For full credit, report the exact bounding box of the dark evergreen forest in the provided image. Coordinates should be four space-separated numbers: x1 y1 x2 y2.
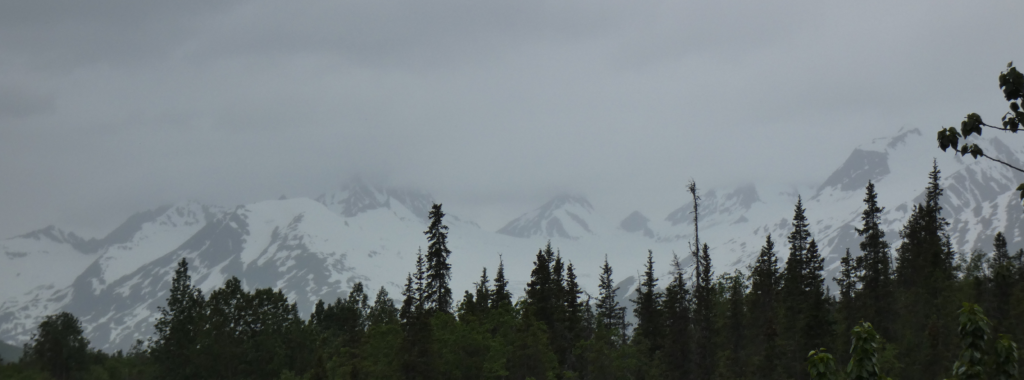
3 167 1022 380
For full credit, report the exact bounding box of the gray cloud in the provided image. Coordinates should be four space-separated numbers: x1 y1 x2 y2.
0 0 1021 237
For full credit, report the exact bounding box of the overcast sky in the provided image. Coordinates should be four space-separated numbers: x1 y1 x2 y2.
1 0 1021 238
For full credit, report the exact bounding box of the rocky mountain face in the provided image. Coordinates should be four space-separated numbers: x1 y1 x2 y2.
3 127 1023 351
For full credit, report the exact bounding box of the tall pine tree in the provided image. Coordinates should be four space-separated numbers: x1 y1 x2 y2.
854 180 894 336
749 234 782 380
632 250 663 355
780 197 831 380
492 255 513 310
661 253 692 380
423 203 453 314
595 255 627 337
989 232 1013 329
893 161 957 380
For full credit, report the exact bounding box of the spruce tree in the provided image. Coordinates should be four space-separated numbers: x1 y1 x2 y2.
661 253 693 380
414 248 426 312
632 250 663 355
781 197 811 314
400 249 435 379
801 239 832 355
893 161 957 380
719 269 748 378
423 203 453 314
548 249 571 370
834 248 858 357
474 267 491 313
492 255 513 309
989 232 1014 333
400 250 426 326
780 197 831 380
835 249 856 314
563 261 586 373
564 262 585 333
749 234 782 380
399 273 416 326
854 181 894 335
525 244 555 326
368 286 400 327
596 255 626 337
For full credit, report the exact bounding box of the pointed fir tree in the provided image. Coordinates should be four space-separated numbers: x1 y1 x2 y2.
632 250 663 355
662 253 693 380
550 249 568 325
474 267 492 313
781 197 811 307
595 255 626 337
718 269 748 378
563 261 586 373
893 161 957 380
564 262 585 333
835 248 858 347
492 255 513 310
896 160 955 292
423 203 453 314
399 273 416 326
854 180 894 335
801 239 832 354
525 244 555 326
989 232 1014 332
780 197 832 380
749 234 782 380
400 249 435 379
414 248 426 312
400 249 427 326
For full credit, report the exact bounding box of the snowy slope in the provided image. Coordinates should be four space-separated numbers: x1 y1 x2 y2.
635 128 1024 284
0 227 97 306
3 127 1024 351
497 195 606 240
0 202 222 346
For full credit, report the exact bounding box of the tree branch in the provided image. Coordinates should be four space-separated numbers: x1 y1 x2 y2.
980 123 1021 133
980 153 1024 174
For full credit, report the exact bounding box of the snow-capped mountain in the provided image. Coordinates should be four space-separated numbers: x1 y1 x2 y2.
0 201 222 346
497 195 602 240
3 127 1023 352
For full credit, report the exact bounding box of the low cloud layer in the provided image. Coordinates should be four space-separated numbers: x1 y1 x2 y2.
1 1 1021 237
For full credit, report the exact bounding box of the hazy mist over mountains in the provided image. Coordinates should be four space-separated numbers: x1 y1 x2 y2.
3 0 1024 360
4 126 1024 351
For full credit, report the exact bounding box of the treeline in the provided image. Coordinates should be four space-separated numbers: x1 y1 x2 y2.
2 166 1023 380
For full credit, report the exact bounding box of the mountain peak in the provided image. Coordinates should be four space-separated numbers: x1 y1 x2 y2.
859 127 922 153
14 225 82 245
317 177 435 221
816 148 890 195
664 185 760 228
497 194 597 239
620 211 655 238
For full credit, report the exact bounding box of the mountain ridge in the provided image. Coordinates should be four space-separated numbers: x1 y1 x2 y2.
3 127 1024 351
